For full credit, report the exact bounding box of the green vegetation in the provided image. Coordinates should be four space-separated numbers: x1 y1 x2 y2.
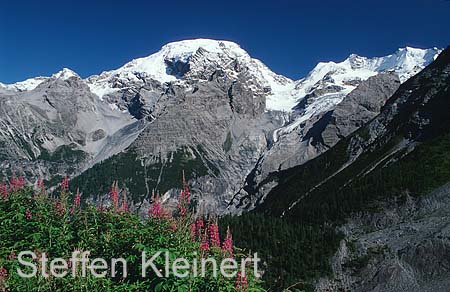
38 144 88 164
0 187 264 292
70 146 214 202
69 151 147 201
220 213 342 292
273 132 450 224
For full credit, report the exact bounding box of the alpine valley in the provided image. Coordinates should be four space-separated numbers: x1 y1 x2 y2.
1 39 449 291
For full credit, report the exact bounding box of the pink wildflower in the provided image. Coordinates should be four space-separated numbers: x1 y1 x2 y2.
209 222 221 247
150 201 163 218
196 217 204 234
37 178 45 195
8 250 16 260
54 200 66 216
121 191 129 213
170 221 177 231
235 271 248 291
25 209 32 220
190 222 197 238
149 191 165 219
222 226 233 257
110 182 119 212
177 171 191 216
18 176 24 188
11 175 24 191
61 176 69 192
0 266 7 282
70 189 82 215
200 231 210 252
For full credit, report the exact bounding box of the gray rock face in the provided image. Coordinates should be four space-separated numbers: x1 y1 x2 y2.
129 69 281 213
317 72 401 147
0 73 134 181
316 183 450 292
244 73 401 209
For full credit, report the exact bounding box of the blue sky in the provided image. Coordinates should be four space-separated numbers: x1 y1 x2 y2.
1 0 449 83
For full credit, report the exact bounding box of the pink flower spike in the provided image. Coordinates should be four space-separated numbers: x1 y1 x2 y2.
110 182 119 212
61 176 69 192
177 171 191 217
70 189 82 215
121 191 129 213
54 201 66 216
149 190 166 219
200 231 210 252
196 217 204 233
190 222 197 238
235 271 248 291
37 178 45 195
209 222 221 247
11 174 24 191
222 226 233 257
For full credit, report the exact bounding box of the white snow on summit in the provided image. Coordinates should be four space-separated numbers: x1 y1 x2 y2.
271 46 442 139
0 67 80 92
86 39 250 98
116 39 248 83
51 67 80 80
281 47 442 112
86 38 293 102
0 76 48 92
0 41 442 117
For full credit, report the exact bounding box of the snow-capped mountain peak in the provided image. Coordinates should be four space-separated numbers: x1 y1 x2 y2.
108 39 249 83
51 67 80 80
0 76 48 92
86 38 294 105
0 68 80 92
0 40 442 116
273 46 442 138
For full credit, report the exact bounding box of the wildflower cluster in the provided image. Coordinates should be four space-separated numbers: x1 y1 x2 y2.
148 190 167 219
0 173 264 292
191 218 234 260
1 174 26 200
106 181 130 214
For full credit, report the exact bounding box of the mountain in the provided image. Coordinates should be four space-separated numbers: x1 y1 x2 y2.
228 46 450 291
0 39 441 216
0 69 135 182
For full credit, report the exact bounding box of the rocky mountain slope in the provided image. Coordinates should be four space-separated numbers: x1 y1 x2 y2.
0 69 134 182
0 39 441 215
248 46 450 291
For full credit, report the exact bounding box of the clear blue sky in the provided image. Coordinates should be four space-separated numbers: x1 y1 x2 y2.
1 0 449 83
